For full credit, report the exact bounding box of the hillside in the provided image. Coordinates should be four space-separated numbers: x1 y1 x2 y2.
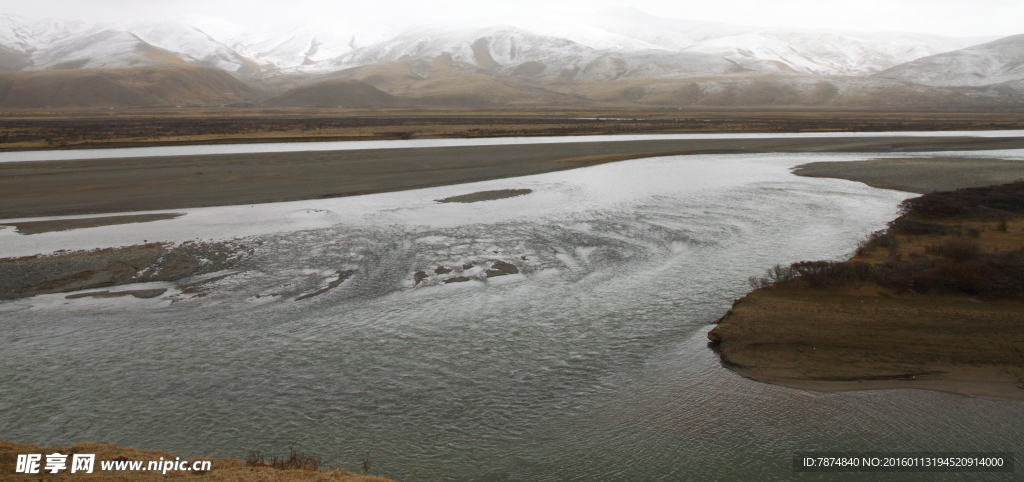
0 10 997 78
323 55 970 109
266 79 398 108
0 66 255 108
875 34 1024 93
1 8 1021 110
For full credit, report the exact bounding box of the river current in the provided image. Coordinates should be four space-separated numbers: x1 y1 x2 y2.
2 145 1022 481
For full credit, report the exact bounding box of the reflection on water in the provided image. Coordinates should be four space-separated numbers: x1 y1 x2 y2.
1 152 1022 481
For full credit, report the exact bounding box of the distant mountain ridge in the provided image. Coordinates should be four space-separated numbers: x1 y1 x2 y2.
0 9 999 79
1 9 1022 110
874 34 1024 93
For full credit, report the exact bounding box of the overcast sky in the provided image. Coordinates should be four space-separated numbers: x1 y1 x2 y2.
7 0 1023 37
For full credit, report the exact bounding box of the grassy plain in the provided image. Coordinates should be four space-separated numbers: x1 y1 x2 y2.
3 109 1024 150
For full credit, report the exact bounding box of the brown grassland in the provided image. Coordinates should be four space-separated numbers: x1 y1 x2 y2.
3 109 1024 151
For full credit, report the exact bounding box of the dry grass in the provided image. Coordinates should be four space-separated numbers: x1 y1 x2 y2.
0 441 394 482
2 107 1022 150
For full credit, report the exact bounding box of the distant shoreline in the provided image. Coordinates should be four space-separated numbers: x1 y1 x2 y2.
3 109 1024 152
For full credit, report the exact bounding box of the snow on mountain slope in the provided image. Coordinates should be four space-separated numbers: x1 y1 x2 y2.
508 7 988 76
585 7 754 49
229 21 400 70
310 24 741 81
683 29 989 75
874 34 1024 87
0 15 263 72
0 8 1007 80
29 26 190 70
125 18 264 72
178 15 245 43
508 13 667 52
0 14 89 54
313 25 597 74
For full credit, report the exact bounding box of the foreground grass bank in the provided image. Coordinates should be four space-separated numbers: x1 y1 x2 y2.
709 172 1024 398
0 441 393 481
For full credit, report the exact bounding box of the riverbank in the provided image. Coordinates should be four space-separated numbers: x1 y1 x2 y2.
709 164 1024 398
0 440 393 481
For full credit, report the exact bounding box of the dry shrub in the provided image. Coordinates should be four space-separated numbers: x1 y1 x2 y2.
898 181 1024 220
246 445 322 471
889 218 953 235
856 230 900 254
927 237 981 262
749 252 1024 298
748 182 1024 299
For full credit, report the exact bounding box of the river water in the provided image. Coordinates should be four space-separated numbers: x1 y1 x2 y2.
2 145 1023 481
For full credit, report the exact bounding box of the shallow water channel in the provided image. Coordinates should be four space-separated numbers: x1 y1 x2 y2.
2 146 1023 481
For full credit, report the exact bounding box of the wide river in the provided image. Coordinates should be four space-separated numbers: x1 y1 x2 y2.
2 137 1023 481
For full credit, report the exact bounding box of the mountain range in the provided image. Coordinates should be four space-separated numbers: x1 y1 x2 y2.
1 7 1022 109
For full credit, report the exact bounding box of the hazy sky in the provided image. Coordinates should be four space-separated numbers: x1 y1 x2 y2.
7 0 1023 37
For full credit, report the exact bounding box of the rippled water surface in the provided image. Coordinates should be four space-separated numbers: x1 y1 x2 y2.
2 150 1023 481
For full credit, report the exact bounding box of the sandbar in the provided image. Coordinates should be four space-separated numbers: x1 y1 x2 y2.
4 135 1024 218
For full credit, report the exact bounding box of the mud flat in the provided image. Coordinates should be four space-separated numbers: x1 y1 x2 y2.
0 241 252 300
5 135 1024 218
436 189 532 203
710 165 1024 398
793 157 1024 193
0 213 183 235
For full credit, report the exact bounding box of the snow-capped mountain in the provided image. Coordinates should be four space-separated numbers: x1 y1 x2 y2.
0 8 1007 80
285 9 992 77
584 7 752 50
874 34 1024 88
575 8 986 75
0 14 89 54
228 20 403 70
124 17 263 72
681 30 986 75
309 24 744 81
28 26 179 70
0 14 264 72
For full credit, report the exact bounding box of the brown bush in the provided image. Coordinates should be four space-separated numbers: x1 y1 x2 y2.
246 445 322 471
927 237 981 262
749 251 1024 298
898 181 1024 220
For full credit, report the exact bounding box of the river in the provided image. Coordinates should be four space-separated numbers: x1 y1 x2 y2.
1 140 1022 481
